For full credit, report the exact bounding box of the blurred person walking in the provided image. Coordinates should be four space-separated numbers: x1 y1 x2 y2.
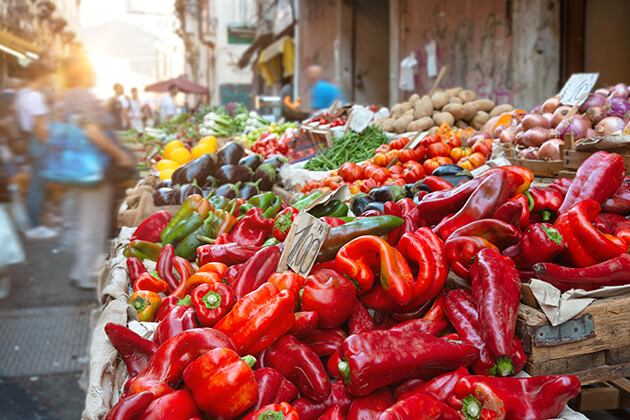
305 64 345 110
128 87 144 131
159 83 179 122
60 55 136 290
107 83 130 130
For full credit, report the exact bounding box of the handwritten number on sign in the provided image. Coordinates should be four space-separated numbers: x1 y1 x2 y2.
287 223 323 273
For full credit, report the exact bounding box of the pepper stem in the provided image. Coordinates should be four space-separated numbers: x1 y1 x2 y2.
539 209 554 222
541 224 563 246
241 355 257 368
462 395 482 420
203 291 222 309
258 410 284 420
177 295 192 306
131 296 147 312
490 357 514 377
338 359 351 384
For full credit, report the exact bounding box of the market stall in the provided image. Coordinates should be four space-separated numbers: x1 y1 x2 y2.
83 79 630 419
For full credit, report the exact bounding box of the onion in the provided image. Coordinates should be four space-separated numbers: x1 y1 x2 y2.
466 132 491 148
541 97 561 113
625 120 630 135
493 124 507 139
542 113 554 127
594 88 610 97
596 116 626 136
481 116 501 135
523 128 550 147
609 83 629 99
538 139 564 161
531 105 543 114
586 128 596 138
605 97 630 119
552 106 572 127
514 131 524 145
579 94 606 113
585 106 606 125
517 147 539 160
556 117 589 140
522 113 548 130
499 127 518 144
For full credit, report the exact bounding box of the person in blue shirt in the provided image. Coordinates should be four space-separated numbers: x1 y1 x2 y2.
305 65 345 110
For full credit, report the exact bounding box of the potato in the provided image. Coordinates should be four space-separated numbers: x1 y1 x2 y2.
449 97 463 104
431 92 449 110
462 102 478 121
402 108 414 117
458 90 477 103
470 111 490 130
454 120 469 129
471 99 495 113
442 103 464 120
373 115 388 126
489 104 514 118
413 96 433 119
428 126 439 136
409 93 420 103
407 117 435 132
393 102 413 119
432 110 439 117
394 115 414 134
445 87 463 97
382 118 396 132
433 112 455 127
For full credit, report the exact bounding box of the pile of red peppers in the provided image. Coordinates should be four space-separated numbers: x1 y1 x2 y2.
104 151 630 419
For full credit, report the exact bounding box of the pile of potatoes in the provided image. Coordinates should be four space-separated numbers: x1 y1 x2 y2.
375 88 514 134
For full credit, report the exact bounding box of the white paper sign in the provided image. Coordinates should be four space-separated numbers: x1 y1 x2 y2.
277 211 330 277
425 40 438 78
558 73 599 106
349 106 374 133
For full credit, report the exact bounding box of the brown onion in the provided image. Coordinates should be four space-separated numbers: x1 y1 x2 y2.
481 116 501 135
499 127 518 144
541 97 561 113
579 94 607 113
586 128 596 138
609 83 629 99
522 113 549 130
538 139 564 161
523 127 550 147
557 117 590 140
585 106 606 125
517 147 539 160
466 132 491 148
552 106 572 127
594 88 610 97
542 113 554 127
514 131 524 145
493 124 506 139
595 116 625 136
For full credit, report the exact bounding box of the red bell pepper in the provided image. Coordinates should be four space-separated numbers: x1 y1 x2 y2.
481 166 533 196
191 282 236 327
503 223 567 270
448 219 520 250
268 271 305 308
105 391 154 420
559 151 625 213
292 381 354 420
554 199 628 267
336 235 414 305
444 236 498 281
383 201 403 245
318 406 344 420
396 198 424 242
348 300 375 335
231 245 281 300
320 216 346 227
378 391 464 420
455 375 581 420
126 328 235 397
533 253 630 291
135 389 202 420
471 248 522 372
214 283 294 356
347 388 394 420
289 311 320 337
417 175 490 225
273 206 300 242
243 402 300 420
337 330 479 396
243 368 299 416
196 243 262 266
104 323 158 378
152 305 199 346
303 327 348 357
156 244 179 292
602 183 630 215
170 264 226 299
434 171 510 240
131 211 172 243
389 318 449 337
229 207 274 246
263 334 332 402
154 295 191 322
529 186 563 222
394 379 427 401
126 257 147 286
302 268 357 328
182 347 258 419
548 177 572 196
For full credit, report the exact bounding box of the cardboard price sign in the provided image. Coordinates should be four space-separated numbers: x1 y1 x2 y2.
559 73 599 106
277 211 330 277
348 106 374 133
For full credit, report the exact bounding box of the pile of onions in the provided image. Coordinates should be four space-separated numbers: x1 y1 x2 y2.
596 117 625 136
556 117 590 140
605 97 630 120
538 139 564 161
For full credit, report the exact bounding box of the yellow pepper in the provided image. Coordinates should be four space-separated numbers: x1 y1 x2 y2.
130 290 162 322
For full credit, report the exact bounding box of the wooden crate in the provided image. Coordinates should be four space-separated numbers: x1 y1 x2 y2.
563 149 630 173
572 378 630 411
506 156 564 178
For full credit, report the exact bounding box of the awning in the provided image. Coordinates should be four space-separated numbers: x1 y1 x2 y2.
144 76 209 95
0 29 41 60
258 36 294 86
237 33 274 69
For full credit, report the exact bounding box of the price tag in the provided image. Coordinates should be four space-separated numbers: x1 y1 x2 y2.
558 73 599 106
277 211 331 277
349 106 374 133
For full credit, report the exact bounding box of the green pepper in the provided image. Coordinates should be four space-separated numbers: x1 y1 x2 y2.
263 196 282 219
126 240 163 261
309 199 348 218
162 212 204 247
248 192 275 209
161 194 203 242
174 214 216 260
208 196 231 212
316 215 404 262
293 191 323 211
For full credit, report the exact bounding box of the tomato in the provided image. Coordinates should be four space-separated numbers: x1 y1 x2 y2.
434 156 453 166
339 162 364 182
370 167 390 183
423 158 441 176
390 137 410 150
398 145 426 163
324 176 344 190
471 139 493 157
458 152 487 171
443 136 461 149
421 134 441 147
450 146 472 163
427 142 451 158
388 163 404 175
363 163 380 179
374 150 398 167
385 177 406 186
348 182 361 195
301 179 321 193
402 161 426 183
360 178 379 193
374 144 391 155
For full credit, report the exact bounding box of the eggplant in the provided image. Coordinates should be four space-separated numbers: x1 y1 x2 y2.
171 153 217 185
179 182 203 203
202 175 218 189
254 163 277 191
202 188 214 198
264 155 289 170
363 201 385 213
156 179 172 189
368 185 406 203
431 164 467 177
411 181 432 196
238 154 264 171
239 179 262 200
350 193 374 216
213 182 241 200
216 141 245 166
153 187 177 206
215 164 253 185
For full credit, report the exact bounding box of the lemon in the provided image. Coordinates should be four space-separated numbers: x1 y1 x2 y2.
191 143 213 159
199 136 218 153
170 147 192 165
156 159 178 171
159 168 175 180
163 140 185 159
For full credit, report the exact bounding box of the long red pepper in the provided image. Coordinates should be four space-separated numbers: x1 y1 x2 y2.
104 323 158 377
347 388 394 420
533 254 630 291
126 257 147 286
292 381 354 420
105 391 153 420
377 391 463 420
156 244 179 292
231 246 281 300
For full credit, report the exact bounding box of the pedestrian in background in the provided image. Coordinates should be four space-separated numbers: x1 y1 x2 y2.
128 87 144 131
305 64 345 110
159 83 179 122
108 83 130 130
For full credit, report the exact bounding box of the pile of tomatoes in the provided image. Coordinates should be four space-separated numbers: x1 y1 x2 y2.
301 123 493 194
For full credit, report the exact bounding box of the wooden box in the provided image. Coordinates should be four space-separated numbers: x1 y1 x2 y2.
563 149 630 173
506 156 564 178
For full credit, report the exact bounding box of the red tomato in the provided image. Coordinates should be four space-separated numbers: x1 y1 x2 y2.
370 167 390 183
324 176 344 190
421 134 441 147
385 177 406 186
363 163 380 179
360 178 379 193
389 163 404 175
374 144 391 155
398 145 426 163
301 179 321 193
458 152 487 171
472 139 493 157
450 146 472 163
443 136 462 149
402 161 425 183
374 150 398 167
339 162 364 182
427 142 451 158
390 137 410 150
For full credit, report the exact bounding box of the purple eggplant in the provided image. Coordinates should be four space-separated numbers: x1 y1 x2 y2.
216 142 245 166
215 164 253 185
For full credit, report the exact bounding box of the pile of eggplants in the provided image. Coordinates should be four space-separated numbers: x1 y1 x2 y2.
153 141 289 205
